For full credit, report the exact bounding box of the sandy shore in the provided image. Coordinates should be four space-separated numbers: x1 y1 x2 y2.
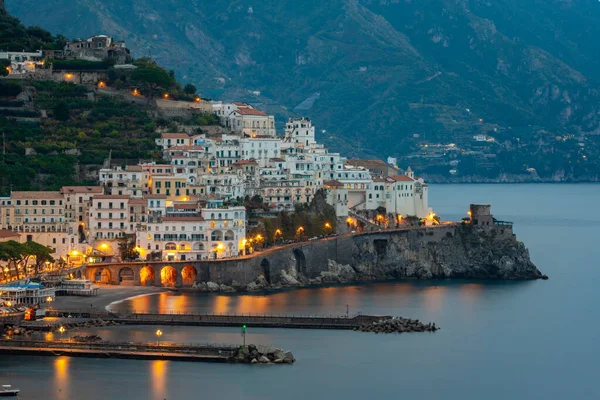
52 285 169 311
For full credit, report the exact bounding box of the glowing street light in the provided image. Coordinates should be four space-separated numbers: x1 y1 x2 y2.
58 326 66 334
195 97 201 103
132 88 140 96
156 329 163 345
97 81 106 88
46 296 53 303
163 93 169 99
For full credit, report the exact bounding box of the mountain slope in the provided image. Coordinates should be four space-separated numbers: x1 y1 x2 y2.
8 0 600 179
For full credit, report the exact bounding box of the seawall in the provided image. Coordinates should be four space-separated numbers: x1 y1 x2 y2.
84 222 543 291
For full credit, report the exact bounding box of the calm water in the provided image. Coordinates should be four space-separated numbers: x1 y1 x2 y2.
2 184 600 399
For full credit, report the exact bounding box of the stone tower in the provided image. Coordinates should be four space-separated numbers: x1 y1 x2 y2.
470 204 494 227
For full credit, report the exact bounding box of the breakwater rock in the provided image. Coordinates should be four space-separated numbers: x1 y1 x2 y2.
232 344 295 364
357 317 439 334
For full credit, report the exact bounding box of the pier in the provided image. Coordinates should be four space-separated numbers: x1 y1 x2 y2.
39 309 389 330
0 338 237 362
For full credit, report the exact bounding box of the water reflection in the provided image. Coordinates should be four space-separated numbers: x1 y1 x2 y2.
150 360 168 399
53 356 69 400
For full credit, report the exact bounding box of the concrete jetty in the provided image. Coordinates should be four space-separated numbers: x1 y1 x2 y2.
0 339 233 363
25 309 439 333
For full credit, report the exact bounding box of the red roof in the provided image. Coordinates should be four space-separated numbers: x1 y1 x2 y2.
233 102 249 107
174 204 197 210
270 158 285 162
233 160 258 166
388 175 415 182
235 108 268 116
0 230 20 239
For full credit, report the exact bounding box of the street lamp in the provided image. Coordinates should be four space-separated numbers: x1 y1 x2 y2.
156 329 163 345
274 228 282 244
296 226 304 240
58 326 66 334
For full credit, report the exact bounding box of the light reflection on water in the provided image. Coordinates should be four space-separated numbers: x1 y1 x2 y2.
2 184 600 400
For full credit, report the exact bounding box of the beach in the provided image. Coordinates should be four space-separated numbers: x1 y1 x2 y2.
52 285 168 311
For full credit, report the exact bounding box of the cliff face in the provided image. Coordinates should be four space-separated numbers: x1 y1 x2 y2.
232 224 544 292
346 225 542 281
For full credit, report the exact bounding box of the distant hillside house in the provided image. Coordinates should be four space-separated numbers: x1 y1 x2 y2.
0 50 44 75
213 102 276 137
65 35 131 64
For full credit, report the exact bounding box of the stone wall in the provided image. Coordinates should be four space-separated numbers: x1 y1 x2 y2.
84 223 543 290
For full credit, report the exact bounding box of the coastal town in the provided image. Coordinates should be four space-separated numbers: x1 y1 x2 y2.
0 8 549 390
1 35 434 288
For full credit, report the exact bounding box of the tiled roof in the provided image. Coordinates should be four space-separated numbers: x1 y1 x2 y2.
11 191 63 199
0 230 20 239
92 195 130 199
388 175 415 182
61 186 103 194
235 108 268 116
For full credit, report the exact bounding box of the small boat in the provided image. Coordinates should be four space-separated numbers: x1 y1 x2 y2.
0 385 19 397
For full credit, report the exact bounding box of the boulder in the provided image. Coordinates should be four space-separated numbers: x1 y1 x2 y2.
251 358 258 364
259 356 270 363
283 351 295 363
205 281 220 292
273 349 286 361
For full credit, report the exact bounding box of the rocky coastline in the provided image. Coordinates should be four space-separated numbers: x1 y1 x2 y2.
183 223 545 293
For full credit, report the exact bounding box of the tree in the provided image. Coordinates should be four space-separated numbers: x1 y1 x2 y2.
23 241 54 274
118 235 139 261
130 65 175 98
53 101 70 121
0 241 27 279
184 83 197 95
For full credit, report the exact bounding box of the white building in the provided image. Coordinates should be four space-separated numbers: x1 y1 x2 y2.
285 117 316 148
139 201 246 260
155 133 192 150
99 165 147 197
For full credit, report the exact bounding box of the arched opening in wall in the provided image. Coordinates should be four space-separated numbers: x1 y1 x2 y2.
93 268 111 284
293 249 307 276
140 266 156 286
193 242 205 251
181 265 197 287
211 230 223 241
261 258 271 284
74 270 82 279
160 266 177 287
118 267 135 285
224 230 235 241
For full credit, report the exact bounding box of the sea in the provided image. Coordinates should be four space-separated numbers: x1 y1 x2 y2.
1 184 599 400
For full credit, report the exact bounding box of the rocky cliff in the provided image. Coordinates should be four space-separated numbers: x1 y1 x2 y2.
189 223 544 293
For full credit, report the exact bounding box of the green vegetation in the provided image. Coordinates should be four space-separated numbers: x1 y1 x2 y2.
0 240 54 280
0 7 66 51
0 80 168 194
245 190 337 247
